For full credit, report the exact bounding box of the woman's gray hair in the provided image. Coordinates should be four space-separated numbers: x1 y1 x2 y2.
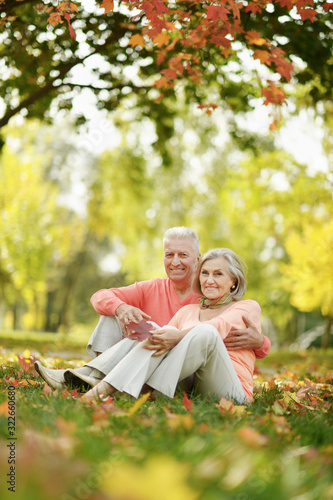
163 226 200 254
193 248 247 300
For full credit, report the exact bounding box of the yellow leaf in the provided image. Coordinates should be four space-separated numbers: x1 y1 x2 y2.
21 379 38 386
281 391 301 406
166 413 195 430
128 34 145 49
231 405 247 416
100 456 199 500
128 392 150 416
272 401 285 415
153 32 169 47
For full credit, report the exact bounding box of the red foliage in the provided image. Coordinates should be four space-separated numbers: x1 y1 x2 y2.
45 0 327 113
182 391 193 412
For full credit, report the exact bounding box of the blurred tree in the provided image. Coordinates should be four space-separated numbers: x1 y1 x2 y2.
0 121 94 331
191 146 332 342
281 221 333 348
0 136 80 329
0 0 332 147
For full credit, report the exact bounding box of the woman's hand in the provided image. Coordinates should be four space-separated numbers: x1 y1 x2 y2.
144 329 184 357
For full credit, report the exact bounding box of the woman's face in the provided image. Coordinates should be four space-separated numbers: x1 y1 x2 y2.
199 257 235 300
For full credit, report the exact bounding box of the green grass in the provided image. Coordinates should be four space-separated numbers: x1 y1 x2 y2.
0 333 332 500
0 327 92 356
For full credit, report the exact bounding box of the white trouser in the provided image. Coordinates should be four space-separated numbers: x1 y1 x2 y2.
87 315 125 357
86 324 247 404
87 315 161 358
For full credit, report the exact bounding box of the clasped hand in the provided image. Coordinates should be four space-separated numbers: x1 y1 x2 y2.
144 329 182 357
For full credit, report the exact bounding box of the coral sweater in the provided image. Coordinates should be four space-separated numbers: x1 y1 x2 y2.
91 278 270 358
168 300 262 402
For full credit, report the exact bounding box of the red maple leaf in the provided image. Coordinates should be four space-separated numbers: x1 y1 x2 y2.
277 0 295 8
206 5 229 21
161 68 178 79
17 354 37 373
245 3 262 14
262 83 286 105
182 391 193 412
152 0 169 15
127 320 155 341
298 8 317 22
323 2 333 12
63 12 76 40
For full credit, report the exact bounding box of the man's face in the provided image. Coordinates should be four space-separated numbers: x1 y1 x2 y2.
164 238 200 286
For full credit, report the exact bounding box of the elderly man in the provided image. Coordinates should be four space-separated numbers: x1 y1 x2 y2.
35 226 270 390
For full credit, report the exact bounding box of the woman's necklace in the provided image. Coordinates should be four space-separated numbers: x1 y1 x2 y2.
199 292 234 309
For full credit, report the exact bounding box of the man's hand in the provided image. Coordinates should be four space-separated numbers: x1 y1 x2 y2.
116 304 151 335
144 329 183 357
224 315 264 350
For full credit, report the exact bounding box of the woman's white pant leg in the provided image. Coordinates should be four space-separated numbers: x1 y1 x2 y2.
146 325 247 403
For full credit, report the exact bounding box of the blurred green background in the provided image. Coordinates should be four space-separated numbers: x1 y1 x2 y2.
0 0 332 350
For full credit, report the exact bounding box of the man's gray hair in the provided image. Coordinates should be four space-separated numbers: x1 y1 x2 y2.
163 226 200 254
193 247 247 300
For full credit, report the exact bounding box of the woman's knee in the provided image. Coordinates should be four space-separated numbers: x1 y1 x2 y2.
188 324 221 347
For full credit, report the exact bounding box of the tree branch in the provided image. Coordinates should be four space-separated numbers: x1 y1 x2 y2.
0 24 133 130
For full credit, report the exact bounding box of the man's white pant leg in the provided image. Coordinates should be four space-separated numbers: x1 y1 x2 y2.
87 315 124 357
85 337 137 376
102 340 168 399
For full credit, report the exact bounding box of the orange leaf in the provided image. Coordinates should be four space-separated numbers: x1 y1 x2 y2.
262 84 286 105
47 12 63 27
153 76 170 89
237 426 269 447
219 396 234 411
128 34 145 48
101 0 114 13
246 31 267 46
182 392 193 412
0 401 9 417
157 53 165 65
153 31 169 47
245 2 262 14
253 49 271 65
161 68 178 79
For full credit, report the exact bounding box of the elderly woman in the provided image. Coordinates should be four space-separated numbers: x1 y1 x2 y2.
68 248 261 404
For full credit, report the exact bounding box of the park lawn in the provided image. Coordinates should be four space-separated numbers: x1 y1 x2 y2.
0 334 332 500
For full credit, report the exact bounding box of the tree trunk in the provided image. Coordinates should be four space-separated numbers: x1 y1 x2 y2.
56 249 87 332
321 316 332 349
